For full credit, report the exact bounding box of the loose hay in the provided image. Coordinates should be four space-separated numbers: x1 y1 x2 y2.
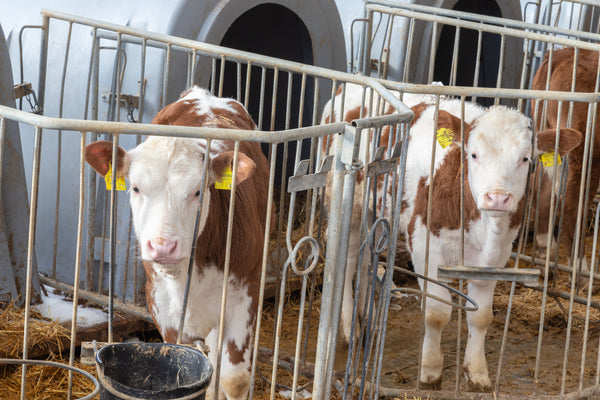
0 303 97 399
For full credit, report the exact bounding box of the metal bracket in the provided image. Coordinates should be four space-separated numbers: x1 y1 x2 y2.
437 265 540 287
101 91 140 109
287 155 334 193
14 82 33 99
366 141 402 178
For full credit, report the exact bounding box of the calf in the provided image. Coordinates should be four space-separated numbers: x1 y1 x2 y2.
531 47 599 274
320 82 443 343
85 87 271 400
402 100 581 391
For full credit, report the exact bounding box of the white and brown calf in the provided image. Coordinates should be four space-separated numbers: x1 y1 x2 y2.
402 100 581 391
85 87 271 400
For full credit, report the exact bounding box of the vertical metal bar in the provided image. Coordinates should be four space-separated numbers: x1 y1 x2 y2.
417 97 440 389
66 132 87 400
162 44 171 109
177 140 212 344
20 127 42 400
324 126 362 400
494 34 506 105
455 97 466 392
190 49 197 90
535 100 564 382
213 141 242 400
86 34 100 291
449 26 461 86
360 9 374 76
107 137 119 343
218 55 225 98
236 62 242 102
471 30 483 104
21 14 49 397
402 17 416 82
248 143 277 400
52 21 73 280
258 67 266 130
580 183 600 390
244 62 252 109
210 57 217 95
313 129 346 400
428 22 438 85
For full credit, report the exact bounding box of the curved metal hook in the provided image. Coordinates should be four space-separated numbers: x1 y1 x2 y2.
287 235 320 276
391 266 479 312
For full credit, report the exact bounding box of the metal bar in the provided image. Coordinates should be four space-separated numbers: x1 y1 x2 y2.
248 143 277 400
213 141 242 400
437 266 540 285
67 131 87 400
176 140 211 344
366 0 600 43
20 127 42 400
0 104 350 143
52 21 73 281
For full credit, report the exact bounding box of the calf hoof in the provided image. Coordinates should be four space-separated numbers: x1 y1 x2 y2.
419 376 442 391
463 369 491 393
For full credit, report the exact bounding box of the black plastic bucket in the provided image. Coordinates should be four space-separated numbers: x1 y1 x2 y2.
95 342 212 400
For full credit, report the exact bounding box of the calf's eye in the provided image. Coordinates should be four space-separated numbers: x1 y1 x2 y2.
471 153 477 160
132 187 140 193
522 157 530 163
195 190 201 197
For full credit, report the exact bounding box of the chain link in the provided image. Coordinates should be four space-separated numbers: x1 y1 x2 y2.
127 100 137 123
24 87 42 114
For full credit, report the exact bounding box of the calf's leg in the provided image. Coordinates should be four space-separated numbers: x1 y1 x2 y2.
463 279 496 392
420 284 452 390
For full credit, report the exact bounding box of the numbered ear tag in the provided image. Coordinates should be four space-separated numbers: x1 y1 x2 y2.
105 161 127 191
436 128 454 149
539 151 562 167
215 166 233 190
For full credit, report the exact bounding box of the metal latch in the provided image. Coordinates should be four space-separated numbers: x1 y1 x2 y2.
14 82 41 114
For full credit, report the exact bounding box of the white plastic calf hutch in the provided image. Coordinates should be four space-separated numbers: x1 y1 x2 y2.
2 1 600 400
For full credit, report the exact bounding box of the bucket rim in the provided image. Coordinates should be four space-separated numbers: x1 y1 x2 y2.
95 342 212 399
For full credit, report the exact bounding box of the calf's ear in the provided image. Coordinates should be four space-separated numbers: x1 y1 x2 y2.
211 151 256 185
85 140 129 177
436 110 470 145
536 128 582 156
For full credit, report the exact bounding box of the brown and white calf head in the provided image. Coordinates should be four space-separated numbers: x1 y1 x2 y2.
85 137 256 274
437 106 582 215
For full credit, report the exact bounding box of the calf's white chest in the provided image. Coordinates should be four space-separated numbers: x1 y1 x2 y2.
150 263 253 343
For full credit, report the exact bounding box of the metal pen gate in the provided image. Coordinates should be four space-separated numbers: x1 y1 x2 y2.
354 0 600 398
6 3 600 400
0 9 414 400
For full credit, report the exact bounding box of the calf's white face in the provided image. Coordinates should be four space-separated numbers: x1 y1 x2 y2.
127 138 208 270
85 136 256 275
466 106 533 213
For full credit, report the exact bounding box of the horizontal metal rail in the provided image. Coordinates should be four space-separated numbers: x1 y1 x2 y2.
365 3 600 52
366 0 600 44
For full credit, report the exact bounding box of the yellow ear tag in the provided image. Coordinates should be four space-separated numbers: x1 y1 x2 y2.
104 161 127 191
215 166 233 190
436 128 454 149
539 151 562 167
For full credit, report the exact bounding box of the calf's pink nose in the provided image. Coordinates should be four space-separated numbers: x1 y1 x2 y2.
147 238 180 263
483 191 512 211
